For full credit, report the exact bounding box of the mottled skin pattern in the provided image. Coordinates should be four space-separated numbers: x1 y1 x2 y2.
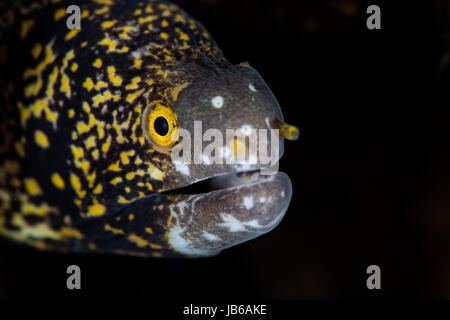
0 0 296 257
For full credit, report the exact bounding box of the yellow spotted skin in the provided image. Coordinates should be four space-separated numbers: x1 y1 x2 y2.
0 0 227 257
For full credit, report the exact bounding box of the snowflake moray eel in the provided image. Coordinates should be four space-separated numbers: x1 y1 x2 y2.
0 0 299 257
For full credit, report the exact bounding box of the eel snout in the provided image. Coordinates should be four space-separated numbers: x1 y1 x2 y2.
165 171 292 257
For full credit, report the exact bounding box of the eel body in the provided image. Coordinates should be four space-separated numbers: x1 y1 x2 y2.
0 0 298 257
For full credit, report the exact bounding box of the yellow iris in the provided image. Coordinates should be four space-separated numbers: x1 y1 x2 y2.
143 101 179 151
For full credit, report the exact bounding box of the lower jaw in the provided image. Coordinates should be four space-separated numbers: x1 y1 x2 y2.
164 170 293 257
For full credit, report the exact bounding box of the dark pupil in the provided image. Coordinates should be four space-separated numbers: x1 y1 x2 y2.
154 116 169 136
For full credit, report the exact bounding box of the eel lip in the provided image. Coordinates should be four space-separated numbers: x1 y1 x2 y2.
164 170 292 257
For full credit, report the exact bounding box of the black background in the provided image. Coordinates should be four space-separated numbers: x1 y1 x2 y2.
1 0 449 300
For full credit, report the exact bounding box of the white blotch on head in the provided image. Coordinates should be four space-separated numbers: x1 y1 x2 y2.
218 213 247 232
202 231 221 242
242 196 254 210
281 191 285 197
244 219 262 228
130 46 147 60
211 95 224 109
240 124 253 135
168 225 204 256
248 83 257 92
176 201 188 217
259 196 266 203
131 50 142 59
174 161 190 176
218 213 264 233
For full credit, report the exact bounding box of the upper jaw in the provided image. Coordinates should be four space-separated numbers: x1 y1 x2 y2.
162 135 285 194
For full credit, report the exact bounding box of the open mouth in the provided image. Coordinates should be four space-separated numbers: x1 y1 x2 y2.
161 164 293 230
162 169 263 195
161 164 293 232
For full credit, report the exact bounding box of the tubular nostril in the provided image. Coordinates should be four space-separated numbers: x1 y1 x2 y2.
269 117 300 141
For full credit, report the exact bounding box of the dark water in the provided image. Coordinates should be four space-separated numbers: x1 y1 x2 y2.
1 0 448 299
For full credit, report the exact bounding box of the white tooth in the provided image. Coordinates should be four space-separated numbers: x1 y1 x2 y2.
250 171 260 182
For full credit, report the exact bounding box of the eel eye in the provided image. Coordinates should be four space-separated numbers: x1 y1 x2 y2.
143 101 179 151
